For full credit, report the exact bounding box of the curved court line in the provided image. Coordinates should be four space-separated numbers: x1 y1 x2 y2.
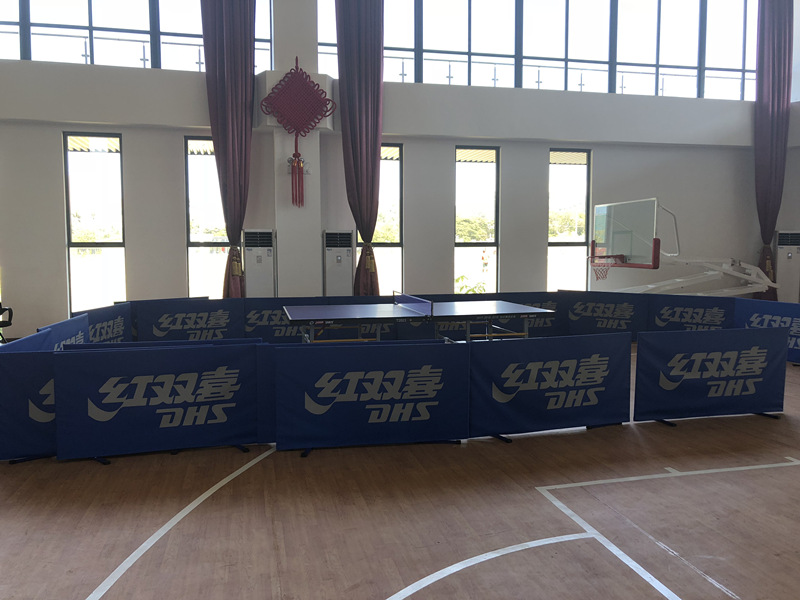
387 458 800 600
85 446 277 600
385 533 594 600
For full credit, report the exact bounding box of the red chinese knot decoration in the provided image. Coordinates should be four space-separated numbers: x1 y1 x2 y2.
260 57 337 207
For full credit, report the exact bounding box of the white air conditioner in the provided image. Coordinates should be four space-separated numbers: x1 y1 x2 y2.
242 229 277 297
776 231 800 303
323 230 355 296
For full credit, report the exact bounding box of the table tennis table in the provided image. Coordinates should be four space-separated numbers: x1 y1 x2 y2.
283 293 553 342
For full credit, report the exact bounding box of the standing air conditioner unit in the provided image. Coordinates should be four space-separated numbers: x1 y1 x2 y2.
242 229 277 297
323 230 355 296
776 231 800 303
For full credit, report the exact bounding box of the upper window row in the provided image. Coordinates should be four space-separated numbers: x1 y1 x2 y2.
0 0 272 72
2 0 757 101
319 0 758 101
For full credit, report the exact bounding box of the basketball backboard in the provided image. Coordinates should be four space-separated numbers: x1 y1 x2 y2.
590 198 661 270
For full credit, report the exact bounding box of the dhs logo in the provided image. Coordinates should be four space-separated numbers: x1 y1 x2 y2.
245 309 301 337
492 354 610 410
153 310 230 340
28 379 55 423
90 316 127 343
526 301 557 328
88 366 240 428
569 302 633 330
747 313 800 348
659 347 767 397
305 365 444 423
655 306 726 330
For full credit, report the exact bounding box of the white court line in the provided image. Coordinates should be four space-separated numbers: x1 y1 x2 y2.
85 446 277 600
385 457 800 600
624 519 741 599
538 456 800 492
385 533 594 600
539 487 683 600
536 457 800 600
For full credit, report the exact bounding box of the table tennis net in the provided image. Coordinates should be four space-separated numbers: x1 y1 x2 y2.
393 293 432 317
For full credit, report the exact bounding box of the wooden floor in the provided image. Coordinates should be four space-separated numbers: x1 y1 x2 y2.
2 362 800 599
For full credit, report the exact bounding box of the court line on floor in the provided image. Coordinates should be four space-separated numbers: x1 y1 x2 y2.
84 446 277 600
536 456 800 600
384 533 594 600
610 509 741 599
385 457 800 600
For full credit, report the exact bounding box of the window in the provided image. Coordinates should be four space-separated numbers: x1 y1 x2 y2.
376 144 403 293
704 0 757 100
64 134 126 311
0 1 20 59
657 0 700 97
316 0 755 100
383 0 415 83
547 150 588 292
357 144 404 294
11 0 271 72
454 147 498 294
317 0 338 78
159 0 205 71
186 138 228 299
159 0 271 72
423 0 515 87
29 0 151 66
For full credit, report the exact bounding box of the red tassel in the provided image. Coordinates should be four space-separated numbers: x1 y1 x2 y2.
291 134 304 207
298 156 304 205
291 153 304 207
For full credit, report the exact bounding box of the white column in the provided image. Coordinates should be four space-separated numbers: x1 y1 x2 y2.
268 0 327 296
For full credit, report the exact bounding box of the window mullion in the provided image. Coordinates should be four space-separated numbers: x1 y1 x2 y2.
414 0 423 83
514 0 523 87
608 0 618 93
19 0 31 59
697 0 707 98
149 0 161 68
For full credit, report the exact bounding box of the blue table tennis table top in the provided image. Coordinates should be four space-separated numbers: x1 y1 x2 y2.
283 297 552 324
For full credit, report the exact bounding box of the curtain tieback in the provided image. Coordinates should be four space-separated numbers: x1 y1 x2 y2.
362 242 377 273
761 243 776 282
230 246 244 278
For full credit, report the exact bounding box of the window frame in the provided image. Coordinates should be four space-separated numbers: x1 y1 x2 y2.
184 136 230 298
11 0 272 71
547 147 590 291
454 144 500 293
316 0 756 100
356 142 405 293
63 131 126 311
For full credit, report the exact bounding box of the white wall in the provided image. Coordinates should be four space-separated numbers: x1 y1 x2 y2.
401 138 457 295
123 128 190 301
497 142 550 292
3 10 800 334
0 122 70 334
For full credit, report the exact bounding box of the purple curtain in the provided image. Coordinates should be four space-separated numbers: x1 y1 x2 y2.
200 0 255 298
336 0 384 296
754 0 793 300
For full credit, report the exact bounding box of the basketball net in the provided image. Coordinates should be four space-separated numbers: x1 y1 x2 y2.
590 256 624 281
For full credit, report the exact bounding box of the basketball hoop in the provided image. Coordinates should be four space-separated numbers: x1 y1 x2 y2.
590 255 625 281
